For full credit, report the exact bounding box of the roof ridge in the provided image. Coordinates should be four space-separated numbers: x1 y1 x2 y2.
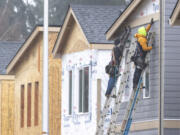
70 4 124 7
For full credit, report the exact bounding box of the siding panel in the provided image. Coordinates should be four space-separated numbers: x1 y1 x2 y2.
129 129 158 135
164 128 180 135
116 22 159 123
164 0 180 121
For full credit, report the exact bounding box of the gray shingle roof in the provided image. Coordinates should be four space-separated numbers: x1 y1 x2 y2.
71 5 125 44
0 41 23 74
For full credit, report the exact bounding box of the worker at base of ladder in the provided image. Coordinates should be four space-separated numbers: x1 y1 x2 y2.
131 18 154 90
105 27 130 98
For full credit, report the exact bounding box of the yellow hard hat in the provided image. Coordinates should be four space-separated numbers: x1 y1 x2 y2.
138 27 147 37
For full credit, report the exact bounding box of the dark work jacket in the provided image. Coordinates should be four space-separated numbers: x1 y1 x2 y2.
113 45 123 66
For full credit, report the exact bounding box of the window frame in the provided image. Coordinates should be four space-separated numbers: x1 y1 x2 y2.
34 81 39 126
68 70 73 116
27 83 32 127
20 85 25 128
78 66 90 114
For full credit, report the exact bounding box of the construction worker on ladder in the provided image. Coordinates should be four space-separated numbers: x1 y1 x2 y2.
105 38 122 98
105 27 130 97
131 18 154 90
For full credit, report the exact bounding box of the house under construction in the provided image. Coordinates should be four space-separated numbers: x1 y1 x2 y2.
53 0 180 135
0 0 180 135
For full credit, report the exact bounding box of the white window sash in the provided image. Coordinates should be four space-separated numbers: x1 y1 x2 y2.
78 66 90 113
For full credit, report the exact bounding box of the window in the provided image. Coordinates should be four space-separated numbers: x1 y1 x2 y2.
34 82 39 126
143 67 150 99
20 85 25 128
79 67 89 113
27 83 32 127
69 71 73 115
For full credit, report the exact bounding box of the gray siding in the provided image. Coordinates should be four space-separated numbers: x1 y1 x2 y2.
164 0 180 119
164 128 180 135
129 129 158 135
116 21 159 124
116 129 158 135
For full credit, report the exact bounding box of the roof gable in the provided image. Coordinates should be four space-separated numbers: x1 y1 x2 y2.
71 5 124 44
169 0 180 26
6 26 60 74
53 5 124 57
0 41 22 74
53 7 90 58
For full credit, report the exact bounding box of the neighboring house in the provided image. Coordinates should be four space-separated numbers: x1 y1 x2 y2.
52 4 128 135
6 26 62 135
106 0 180 135
0 41 22 135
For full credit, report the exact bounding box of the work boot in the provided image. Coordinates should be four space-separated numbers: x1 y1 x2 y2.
112 94 117 98
105 94 110 98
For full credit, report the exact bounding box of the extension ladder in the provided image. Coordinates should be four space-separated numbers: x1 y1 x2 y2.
120 71 144 135
96 27 131 135
106 39 137 135
118 32 155 135
106 32 155 135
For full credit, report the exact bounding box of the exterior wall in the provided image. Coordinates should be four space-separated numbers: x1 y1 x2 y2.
116 22 159 127
59 12 116 135
114 0 160 134
164 128 180 135
61 49 112 135
164 0 180 119
49 32 62 135
13 33 43 135
12 32 61 135
60 16 96 135
61 49 96 135
62 19 89 55
128 0 159 21
0 79 15 135
164 0 180 133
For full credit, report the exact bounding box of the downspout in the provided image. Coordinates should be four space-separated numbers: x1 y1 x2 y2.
42 0 49 134
159 0 165 134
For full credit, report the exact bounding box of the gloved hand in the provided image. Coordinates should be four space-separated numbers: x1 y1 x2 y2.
150 18 154 25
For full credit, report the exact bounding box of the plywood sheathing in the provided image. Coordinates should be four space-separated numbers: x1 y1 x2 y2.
1 80 14 135
53 8 90 58
58 15 89 56
49 32 61 135
11 31 61 135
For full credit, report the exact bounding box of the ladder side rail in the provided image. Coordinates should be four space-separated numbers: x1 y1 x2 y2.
123 77 143 135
